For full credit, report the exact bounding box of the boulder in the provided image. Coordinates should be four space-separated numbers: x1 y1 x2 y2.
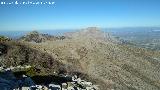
62 83 67 89
49 84 61 90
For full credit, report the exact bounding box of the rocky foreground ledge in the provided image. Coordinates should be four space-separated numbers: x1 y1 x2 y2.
0 67 99 90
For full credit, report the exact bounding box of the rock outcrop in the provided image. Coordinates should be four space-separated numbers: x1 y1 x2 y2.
0 36 10 42
0 69 99 90
19 31 65 43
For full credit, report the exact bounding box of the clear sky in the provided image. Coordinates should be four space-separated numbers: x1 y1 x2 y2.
0 0 160 31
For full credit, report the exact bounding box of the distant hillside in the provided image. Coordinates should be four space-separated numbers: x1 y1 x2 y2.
19 31 65 43
0 28 160 90
106 27 160 51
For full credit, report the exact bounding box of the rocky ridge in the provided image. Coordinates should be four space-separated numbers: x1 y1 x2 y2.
19 31 65 43
0 27 160 90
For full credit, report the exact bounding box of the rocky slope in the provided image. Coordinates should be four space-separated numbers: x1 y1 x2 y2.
0 27 160 90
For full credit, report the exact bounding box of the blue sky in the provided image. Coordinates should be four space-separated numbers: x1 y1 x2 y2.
0 0 160 31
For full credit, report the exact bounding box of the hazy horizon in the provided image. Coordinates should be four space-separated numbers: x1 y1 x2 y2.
1 27 160 39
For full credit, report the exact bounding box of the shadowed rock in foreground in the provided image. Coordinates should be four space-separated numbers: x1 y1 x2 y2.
0 70 99 90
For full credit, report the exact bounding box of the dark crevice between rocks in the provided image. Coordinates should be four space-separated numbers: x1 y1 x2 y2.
0 43 8 56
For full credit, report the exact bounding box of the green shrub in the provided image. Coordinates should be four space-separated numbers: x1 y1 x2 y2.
26 67 37 77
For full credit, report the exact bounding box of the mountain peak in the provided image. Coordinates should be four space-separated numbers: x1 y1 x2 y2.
27 31 39 35
65 27 113 42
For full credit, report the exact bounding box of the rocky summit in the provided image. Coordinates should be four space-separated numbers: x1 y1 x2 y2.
19 31 65 43
0 27 160 90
